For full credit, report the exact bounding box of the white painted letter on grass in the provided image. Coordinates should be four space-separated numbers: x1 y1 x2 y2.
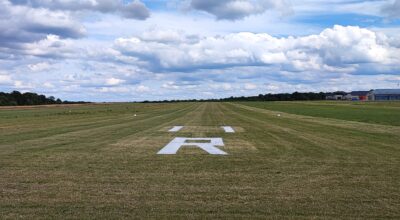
222 126 235 133
169 126 183 132
157 137 227 155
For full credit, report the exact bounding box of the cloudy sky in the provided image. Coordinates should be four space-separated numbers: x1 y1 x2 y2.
1 0 400 101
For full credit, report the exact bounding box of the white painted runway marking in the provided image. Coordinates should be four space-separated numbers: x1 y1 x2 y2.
169 126 183 132
157 137 227 155
222 126 235 133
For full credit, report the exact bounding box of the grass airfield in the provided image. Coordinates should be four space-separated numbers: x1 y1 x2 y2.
0 101 399 219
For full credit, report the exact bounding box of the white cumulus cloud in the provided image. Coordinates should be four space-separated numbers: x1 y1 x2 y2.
114 25 400 75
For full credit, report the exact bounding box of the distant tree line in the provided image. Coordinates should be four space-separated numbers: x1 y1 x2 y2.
223 92 326 102
0 90 330 106
0 91 88 106
143 92 327 103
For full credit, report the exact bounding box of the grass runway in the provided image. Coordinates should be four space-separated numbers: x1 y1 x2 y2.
0 102 399 219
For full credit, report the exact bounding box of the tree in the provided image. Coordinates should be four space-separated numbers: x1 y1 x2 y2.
0 91 87 106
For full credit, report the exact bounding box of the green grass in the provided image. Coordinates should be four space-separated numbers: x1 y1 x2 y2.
240 101 400 126
0 102 399 219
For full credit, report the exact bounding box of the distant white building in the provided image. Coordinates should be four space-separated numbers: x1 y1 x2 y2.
326 92 346 100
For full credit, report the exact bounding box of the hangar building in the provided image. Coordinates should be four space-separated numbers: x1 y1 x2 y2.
368 89 400 101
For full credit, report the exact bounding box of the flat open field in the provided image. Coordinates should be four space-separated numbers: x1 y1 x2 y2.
1 102 399 219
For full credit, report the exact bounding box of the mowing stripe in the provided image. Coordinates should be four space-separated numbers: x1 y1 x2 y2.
222 126 235 133
169 126 184 132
